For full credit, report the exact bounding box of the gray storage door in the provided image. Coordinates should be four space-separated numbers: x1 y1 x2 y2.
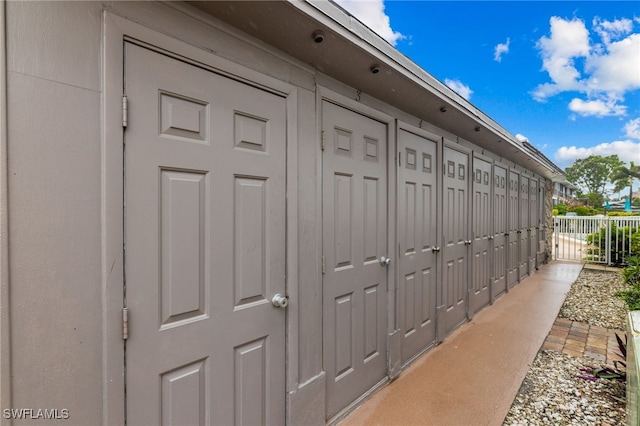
398 129 437 364
537 178 546 264
519 176 530 279
124 43 287 425
507 170 520 288
322 101 388 419
441 146 469 335
470 156 492 315
492 165 508 299
529 178 538 271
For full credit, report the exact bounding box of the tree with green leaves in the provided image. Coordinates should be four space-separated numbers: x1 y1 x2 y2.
611 161 640 202
564 155 625 207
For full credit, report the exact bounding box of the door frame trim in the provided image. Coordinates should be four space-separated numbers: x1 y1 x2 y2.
103 12 298 423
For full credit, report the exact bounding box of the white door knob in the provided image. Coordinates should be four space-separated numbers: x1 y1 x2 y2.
272 294 289 308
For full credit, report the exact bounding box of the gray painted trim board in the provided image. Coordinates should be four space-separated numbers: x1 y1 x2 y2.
0 1 12 423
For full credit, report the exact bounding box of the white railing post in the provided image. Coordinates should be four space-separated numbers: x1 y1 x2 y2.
605 217 612 265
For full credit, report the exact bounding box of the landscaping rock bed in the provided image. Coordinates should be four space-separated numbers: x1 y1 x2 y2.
503 267 628 426
558 268 628 330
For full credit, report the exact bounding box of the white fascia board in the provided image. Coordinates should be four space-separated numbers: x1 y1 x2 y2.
290 0 562 177
298 3 517 138
301 0 471 109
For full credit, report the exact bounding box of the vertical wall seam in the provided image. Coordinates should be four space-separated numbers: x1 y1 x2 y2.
0 0 12 423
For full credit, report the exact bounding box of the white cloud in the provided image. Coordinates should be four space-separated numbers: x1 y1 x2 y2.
555 120 640 166
333 0 405 46
532 82 561 101
445 78 473 100
539 17 591 58
585 33 640 95
554 140 640 166
625 118 640 140
532 17 590 101
533 15 640 118
494 38 510 62
593 17 633 46
568 98 626 117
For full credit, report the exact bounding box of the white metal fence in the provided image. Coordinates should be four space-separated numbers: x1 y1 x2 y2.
553 216 640 265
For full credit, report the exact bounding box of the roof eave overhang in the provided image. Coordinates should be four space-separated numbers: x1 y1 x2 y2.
187 0 565 180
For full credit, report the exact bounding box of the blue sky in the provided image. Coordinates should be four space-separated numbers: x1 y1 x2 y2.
333 1 640 171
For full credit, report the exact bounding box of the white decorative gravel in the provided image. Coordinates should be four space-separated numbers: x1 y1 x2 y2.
503 267 628 426
558 268 627 330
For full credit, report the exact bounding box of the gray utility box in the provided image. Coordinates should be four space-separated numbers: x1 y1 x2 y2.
627 311 640 425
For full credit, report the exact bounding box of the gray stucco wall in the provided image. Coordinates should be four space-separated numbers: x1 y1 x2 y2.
7 1 104 423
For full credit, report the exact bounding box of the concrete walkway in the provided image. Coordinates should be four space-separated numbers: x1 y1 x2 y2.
340 261 584 426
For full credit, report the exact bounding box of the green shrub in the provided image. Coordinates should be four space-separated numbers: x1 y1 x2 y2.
585 224 640 265
552 208 559 216
609 211 640 217
617 256 640 310
556 203 567 215
618 286 640 311
622 255 640 287
570 206 598 216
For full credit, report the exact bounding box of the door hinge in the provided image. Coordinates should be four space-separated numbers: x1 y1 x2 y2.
321 131 325 151
122 95 128 128
398 154 401 166
322 256 326 274
122 307 129 340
